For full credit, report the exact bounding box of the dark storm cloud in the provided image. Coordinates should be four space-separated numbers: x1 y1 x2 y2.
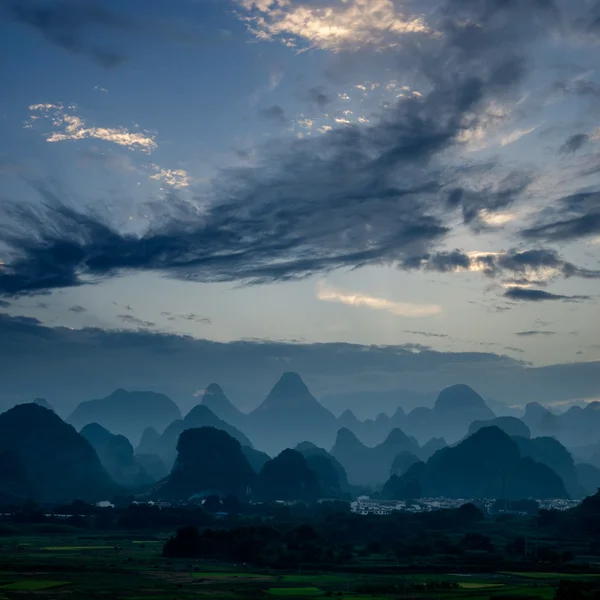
117 314 156 328
0 299 10 308
504 287 590 302
306 86 332 110
522 191 600 242
0 0 573 295
560 133 590 154
259 105 287 123
516 330 557 337
1 312 600 415
404 330 450 339
3 0 131 67
405 248 600 281
162 312 212 325
68 305 86 313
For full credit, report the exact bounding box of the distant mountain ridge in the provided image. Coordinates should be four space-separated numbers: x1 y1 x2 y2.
80 423 156 487
159 404 253 469
68 389 181 443
523 401 600 447
331 427 422 486
382 426 569 501
199 383 246 427
246 372 337 454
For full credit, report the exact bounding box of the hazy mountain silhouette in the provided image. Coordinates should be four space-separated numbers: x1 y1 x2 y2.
68 389 181 443
390 451 420 477
255 449 322 502
336 409 404 447
160 405 253 468
383 427 568 500
80 423 154 486
32 397 53 411
248 373 336 453
158 427 255 501
468 417 531 439
420 437 447 460
575 463 600 497
513 435 583 498
404 384 496 444
295 441 352 496
136 426 162 455
199 383 246 427
523 403 600 456
331 427 421 486
0 404 118 503
242 446 271 474
134 453 168 483
320 389 434 419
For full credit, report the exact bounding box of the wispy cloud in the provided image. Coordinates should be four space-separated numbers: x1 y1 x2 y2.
6 0 130 67
117 314 156 328
504 287 590 302
149 165 190 189
69 305 86 313
236 0 430 51
317 282 442 317
516 330 557 337
161 312 211 325
500 126 538 147
27 104 157 153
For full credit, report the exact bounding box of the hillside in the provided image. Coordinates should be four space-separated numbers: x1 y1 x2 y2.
0 404 118 503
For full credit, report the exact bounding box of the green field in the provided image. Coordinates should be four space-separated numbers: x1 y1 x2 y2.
267 587 324 596
0 580 70 590
0 532 598 599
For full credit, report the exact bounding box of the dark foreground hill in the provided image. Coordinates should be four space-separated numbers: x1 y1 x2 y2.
159 405 253 469
157 427 255 501
255 449 323 502
0 404 118 503
382 426 568 501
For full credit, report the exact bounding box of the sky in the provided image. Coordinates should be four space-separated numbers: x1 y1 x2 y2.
1 0 600 413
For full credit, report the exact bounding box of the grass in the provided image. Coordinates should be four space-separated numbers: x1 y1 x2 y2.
0 580 71 590
280 574 350 583
458 582 505 589
502 571 600 580
42 545 114 550
267 588 323 596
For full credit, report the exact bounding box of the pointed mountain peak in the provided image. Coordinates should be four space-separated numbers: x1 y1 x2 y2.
525 402 552 416
338 408 360 425
33 398 53 411
201 383 236 409
256 372 333 419
204 382 226 397
272 372 310 395
382 427 412 447
334 427 363 446
295 441 319 453
392 406 406 419
199 383 244 424
185 404 217 421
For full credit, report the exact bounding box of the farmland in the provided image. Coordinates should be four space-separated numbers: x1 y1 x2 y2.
1 530 599 599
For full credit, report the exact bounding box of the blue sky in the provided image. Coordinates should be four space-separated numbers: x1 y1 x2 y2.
1 0 600 410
